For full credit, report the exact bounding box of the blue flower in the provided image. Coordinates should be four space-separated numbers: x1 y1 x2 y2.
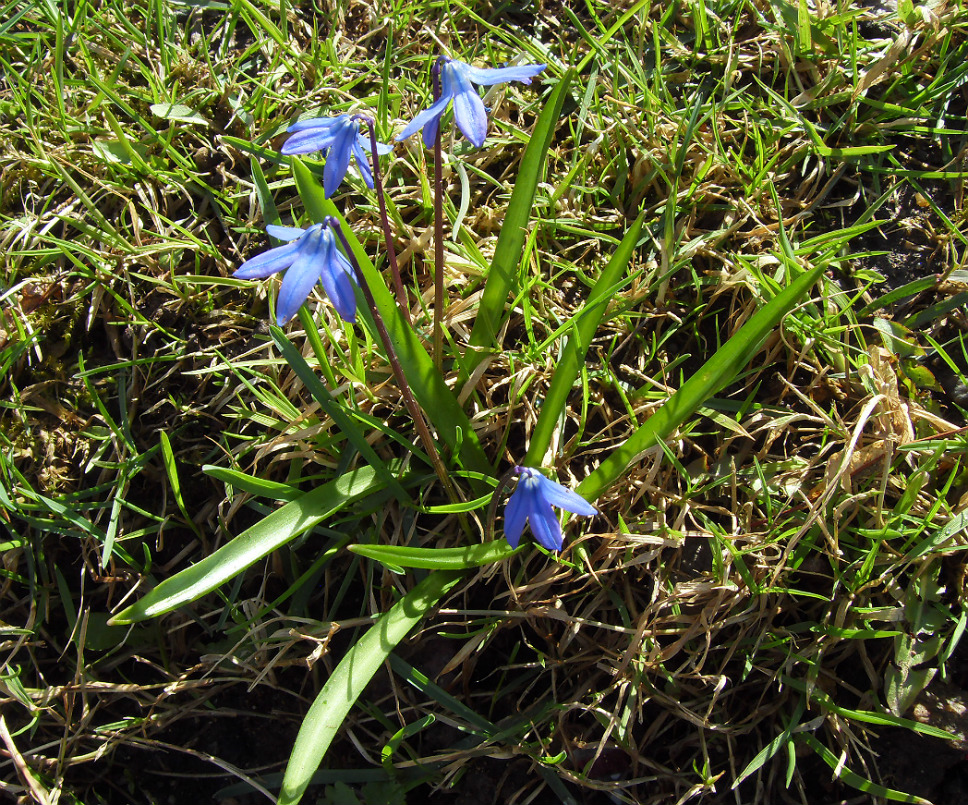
504 466 597 552
281 115 393 197
234 223 357 325
396 57 546 149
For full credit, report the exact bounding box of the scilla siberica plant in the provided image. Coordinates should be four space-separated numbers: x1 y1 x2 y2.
114 46 826 805
233 53 594 553
176 52 602 805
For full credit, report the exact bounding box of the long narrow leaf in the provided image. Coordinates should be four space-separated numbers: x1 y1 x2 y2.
732 696 806 788
271 325 410 504
464 71 575 372
796 733 930 804
577 264 825 501
278 570 463 805
108 466 389 624
292 159 492 481
387 654 497 735
348 541 522 570
524 213 645 466
202 465 302 502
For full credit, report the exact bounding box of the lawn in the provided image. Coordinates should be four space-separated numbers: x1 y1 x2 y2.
2 1 968 803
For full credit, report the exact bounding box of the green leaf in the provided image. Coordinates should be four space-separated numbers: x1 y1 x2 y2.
159 431 203 540
783 676 953 740
149 102 209 126
271 326 411 505
202 465 302 501
278 570 463 805
464 71 575 372
108 466 388 624
796 733 931 803
387 654 497 735
886 664 937 718
92 139 150 166
732 697 806 789
381 714 436 773
291 159 492 483
577 264 825 502
524 213 645 466
348 542 523 570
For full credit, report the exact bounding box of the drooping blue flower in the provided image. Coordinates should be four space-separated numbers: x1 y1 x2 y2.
281 115 393 196
504 466 597 552
234 223 357 325
396 57 546 149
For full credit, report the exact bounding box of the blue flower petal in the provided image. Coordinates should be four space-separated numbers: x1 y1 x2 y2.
275 229 325 325
529 504 564 552
266 224 308 242
287 115 346 134
459 63 546 86
504 486 531 548
234 241 301 279
397 56 545 149
322 121 356 196
450 65 488 147
396 92 453 143
317 235 358 323
371 138 394 156
534 474 598 516
235 222 360 324
280 117 391 196
501 466 596 552
351 138 375 189
281 127 341 155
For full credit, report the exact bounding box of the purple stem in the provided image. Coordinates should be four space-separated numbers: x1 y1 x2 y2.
487 466 519 543
432 56 445 370
355 114 411 325
327 217 459 503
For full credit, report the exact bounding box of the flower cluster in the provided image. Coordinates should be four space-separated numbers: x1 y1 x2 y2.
234 57 544 326
232 54 596 552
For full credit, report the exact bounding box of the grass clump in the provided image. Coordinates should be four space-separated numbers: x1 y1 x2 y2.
2 1 968 804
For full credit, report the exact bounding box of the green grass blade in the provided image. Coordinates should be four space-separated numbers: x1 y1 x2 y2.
733 697 806 788
783 676 955 740
278 570 464 805
108 466 389 624
158 430 204 541
291 159 492 481
387 654 497 736
270 325 411 505
796 733 930 804
202 465 302 501
464 71 575 372
524 213 645 466
348 542 522 570
577 264 825 501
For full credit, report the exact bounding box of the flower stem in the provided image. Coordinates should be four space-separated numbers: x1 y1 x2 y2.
487 466 519 543
328 218 460 504
432 57 445 371
357 115 411 325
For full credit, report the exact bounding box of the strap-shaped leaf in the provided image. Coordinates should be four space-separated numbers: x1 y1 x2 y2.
524 213 645 466
796 733 932 804
108 466 389 624
292 159 492 481
348 541 522 570
271 325 411 504
278 570 463 805
578 264 825 501
464 71 575 373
